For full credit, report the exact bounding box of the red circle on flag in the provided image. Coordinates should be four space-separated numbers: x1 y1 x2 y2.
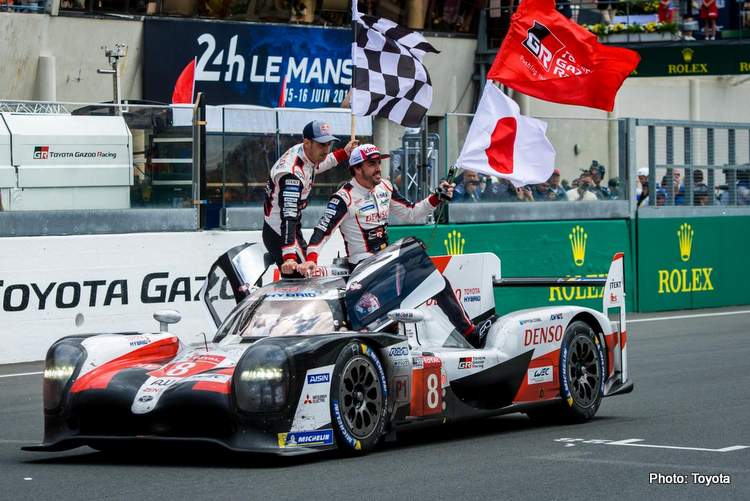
485 117 517 174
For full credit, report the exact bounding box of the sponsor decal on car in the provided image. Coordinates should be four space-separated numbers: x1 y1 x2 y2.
128 336 150 347
388 346 409 357
355 292 381 317
307 373 330 384
519 318 541 326
332 400 360 450
277 429 334 448
550 313 563 321
524 325 564 346
527 366 554 384
458 357 485 370
303 394 327 405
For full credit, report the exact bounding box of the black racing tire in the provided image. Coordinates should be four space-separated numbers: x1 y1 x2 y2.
558 320 606 423
330 341 388 454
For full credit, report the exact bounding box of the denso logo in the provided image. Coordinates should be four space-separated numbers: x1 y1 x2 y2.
524 325 563 346
307 373 330 384
388 346 409 357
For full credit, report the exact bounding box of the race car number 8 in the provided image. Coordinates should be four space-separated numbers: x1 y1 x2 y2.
166 362 196 376
426 373 440 409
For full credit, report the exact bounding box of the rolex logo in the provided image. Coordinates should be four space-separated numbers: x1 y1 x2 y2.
444 229 465 255
569 225 587 267
681 48 694 63
678 223 694 262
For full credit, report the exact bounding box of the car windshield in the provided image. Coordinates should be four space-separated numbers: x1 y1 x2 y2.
216 296 339 344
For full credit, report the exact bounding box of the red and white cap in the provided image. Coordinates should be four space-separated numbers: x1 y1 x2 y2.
348 144 391 167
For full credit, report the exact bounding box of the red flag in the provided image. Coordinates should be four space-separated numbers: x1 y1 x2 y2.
278 76 287 108
171 58 196 104
487 0 639 112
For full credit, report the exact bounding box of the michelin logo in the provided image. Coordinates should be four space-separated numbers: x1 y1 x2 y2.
278 429 334 448
307 373 330 384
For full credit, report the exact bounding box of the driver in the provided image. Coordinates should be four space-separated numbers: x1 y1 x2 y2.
298 144 488 348
263 120 358 278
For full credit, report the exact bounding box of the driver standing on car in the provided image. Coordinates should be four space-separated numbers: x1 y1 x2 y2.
297 144 488 348
263 120 358 278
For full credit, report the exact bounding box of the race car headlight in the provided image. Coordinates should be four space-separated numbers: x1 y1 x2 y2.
234 343 290 413
43 342 85 412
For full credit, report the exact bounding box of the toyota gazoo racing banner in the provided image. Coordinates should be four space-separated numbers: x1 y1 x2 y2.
143 19 353 108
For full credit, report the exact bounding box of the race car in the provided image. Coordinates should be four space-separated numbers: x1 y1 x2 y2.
25 237 631 456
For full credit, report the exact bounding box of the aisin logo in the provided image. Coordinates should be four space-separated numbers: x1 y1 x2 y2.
568 225 587 267
677 223 694 262
522 21 564 71
33 146 49 160
444 229 465 255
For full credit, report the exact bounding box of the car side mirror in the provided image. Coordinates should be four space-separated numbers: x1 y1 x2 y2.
387 309 426 323
153 310 181 332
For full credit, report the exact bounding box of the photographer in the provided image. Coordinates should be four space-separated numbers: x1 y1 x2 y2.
566 172 598 201
453 169 484 202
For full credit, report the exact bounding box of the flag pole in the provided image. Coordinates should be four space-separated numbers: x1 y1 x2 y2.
350 0 357 142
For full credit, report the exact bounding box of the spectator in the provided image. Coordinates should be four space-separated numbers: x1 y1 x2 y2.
694 184 710 206
700 0 718 39
739 169 750 205
744 1 750 29
588 161 611 199
566 172 599 201
681 0 698 40
635 167 649 207
659 0 675 21
515 185 535 202
636 167 650 206
548 169 568 200
597 0 614 24
608 177 622 200
692 169 709 205
454 169 483 202
531 182 552 201
483 176 518 202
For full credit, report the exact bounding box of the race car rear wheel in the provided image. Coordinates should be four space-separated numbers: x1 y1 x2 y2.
330 341 388 454
558 320 606 423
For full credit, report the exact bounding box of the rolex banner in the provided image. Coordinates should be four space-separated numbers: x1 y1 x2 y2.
389 220 634 313
636 216 750 312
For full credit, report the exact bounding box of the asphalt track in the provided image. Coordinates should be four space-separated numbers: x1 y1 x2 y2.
2 307 750 501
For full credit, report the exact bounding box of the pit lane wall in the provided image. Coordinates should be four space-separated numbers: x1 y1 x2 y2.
636 215 750 312
0 230 346 364
389 220 636 316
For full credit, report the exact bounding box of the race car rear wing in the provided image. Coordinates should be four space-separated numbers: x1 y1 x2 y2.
493 253 629 392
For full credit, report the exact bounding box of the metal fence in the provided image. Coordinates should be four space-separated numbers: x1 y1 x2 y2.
1 97 749 236
637 119 750 208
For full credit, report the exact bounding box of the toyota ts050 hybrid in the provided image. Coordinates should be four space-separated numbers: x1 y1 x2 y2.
25 237 631 455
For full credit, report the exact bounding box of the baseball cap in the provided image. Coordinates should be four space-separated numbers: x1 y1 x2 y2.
637 167 649 177
303 120 339 143
348 144 391 166
589 162 605 176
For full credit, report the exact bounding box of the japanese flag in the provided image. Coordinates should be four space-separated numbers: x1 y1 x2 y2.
456 81 555 187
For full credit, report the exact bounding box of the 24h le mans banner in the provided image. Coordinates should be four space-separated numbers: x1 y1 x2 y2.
143 19 353 108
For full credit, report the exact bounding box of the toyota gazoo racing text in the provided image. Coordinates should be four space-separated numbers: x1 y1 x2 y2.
26 237 631 456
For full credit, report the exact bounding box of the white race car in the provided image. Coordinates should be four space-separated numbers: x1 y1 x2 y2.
27 237 631 456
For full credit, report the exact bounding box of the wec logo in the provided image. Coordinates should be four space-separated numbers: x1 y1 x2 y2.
522 21 564 71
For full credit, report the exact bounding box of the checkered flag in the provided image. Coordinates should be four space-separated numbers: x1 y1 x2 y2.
351 2 439 128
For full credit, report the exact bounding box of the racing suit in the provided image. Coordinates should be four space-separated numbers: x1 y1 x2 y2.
262 143 349 269
305 178 476 339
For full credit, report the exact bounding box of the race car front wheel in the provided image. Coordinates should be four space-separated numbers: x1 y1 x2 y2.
558 320 606 423
330 341 388 454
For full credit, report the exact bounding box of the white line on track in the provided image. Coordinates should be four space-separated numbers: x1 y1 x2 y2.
0 371 42 379
0 439 34 444
629 309 750 324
